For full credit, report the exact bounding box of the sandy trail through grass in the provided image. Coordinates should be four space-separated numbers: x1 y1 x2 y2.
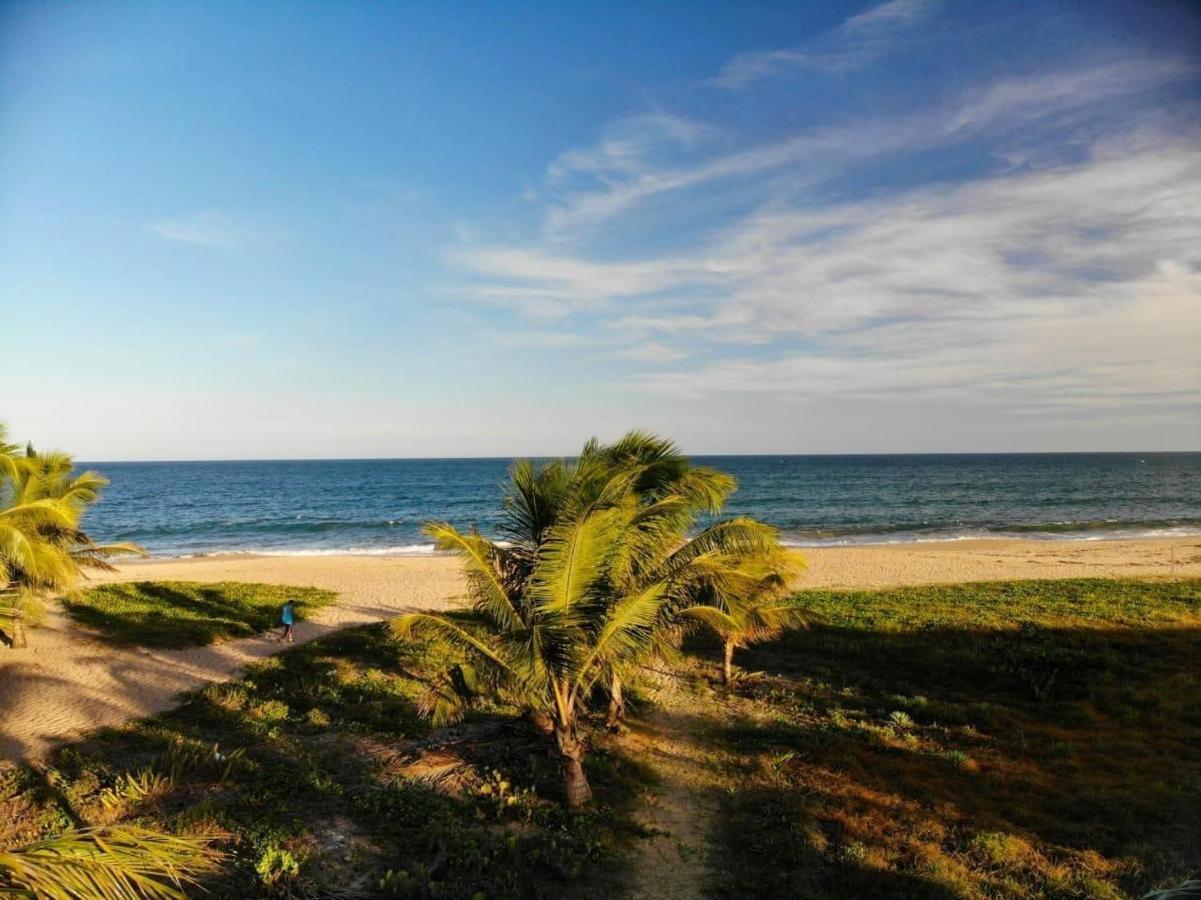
0 556 463 760
621 676 728 899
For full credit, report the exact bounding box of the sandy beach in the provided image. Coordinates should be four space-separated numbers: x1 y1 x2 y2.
2 536 1199 761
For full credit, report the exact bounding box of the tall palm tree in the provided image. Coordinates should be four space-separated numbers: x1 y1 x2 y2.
0 427 142 647
392 434 778 807
678 548 810 684
0 825 221 899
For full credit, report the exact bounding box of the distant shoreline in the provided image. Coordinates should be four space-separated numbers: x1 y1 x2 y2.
97 535 1201 591
110 529 1201 564
77 451 1201 464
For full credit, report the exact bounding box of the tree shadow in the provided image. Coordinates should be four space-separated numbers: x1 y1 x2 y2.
8 621 643 898
697 620 1201 898
60 582 330 649
0 665 143 761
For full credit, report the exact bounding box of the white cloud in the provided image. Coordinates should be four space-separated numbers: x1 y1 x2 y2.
442 51 1200 439
452 246 718 317
713 0 936 87
453 129 1201 415
636 261 1201 415
616 341 687 363
149 211 283 248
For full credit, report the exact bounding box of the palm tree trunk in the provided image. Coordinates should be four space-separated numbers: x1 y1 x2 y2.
554 723 592 809
528 708 555 738
605 674 625 731
10 607 27 649
722 639 734 685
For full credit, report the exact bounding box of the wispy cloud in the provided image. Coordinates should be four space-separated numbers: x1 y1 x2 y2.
713 0 936 87
616 341 687 363
488 330 687 365
527 58 1193 239
447 54 1201 417
635 259 1201 417
149 211 283 248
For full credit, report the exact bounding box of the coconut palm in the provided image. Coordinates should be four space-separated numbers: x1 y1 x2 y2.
392 436 777 807
499 432 738 729
678 548 810 684
0 825 221 899
0 428 142 647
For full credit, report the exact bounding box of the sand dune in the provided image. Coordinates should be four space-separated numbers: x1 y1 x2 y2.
2 538 1198 761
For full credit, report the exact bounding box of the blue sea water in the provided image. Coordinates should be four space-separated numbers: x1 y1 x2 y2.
79 454 1201 558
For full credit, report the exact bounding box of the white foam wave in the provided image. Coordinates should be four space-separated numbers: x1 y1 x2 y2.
163 544 441 559
778 525 1201 548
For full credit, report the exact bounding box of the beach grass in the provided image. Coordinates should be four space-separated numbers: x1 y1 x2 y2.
698 577 1201 898
61 581 337 648
5 577 1198 897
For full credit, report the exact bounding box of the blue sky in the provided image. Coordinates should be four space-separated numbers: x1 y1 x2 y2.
2 0 1199 459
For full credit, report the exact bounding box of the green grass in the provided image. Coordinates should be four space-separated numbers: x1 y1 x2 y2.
0 621 648 898
61 581 337 648
8 576 1199 898
699 577 1201 899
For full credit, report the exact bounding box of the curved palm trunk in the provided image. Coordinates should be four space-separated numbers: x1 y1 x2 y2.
528 708 555 738
11 608 26 648
722 638 735 685
554 723 592 808
605 674 625 731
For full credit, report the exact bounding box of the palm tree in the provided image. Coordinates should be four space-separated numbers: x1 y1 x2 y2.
0 825 221 899
501 433 738 730
678 548 810 684
1 427 142 647
392 435 777 807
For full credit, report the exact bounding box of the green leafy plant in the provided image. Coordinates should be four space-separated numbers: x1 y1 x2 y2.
1 424 144 647
99 769 174 810
255 845 301 894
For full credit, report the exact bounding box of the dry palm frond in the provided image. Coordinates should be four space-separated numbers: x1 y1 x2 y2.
0 825 222 899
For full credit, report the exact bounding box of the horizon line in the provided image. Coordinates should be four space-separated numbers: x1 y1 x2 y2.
77 449 1201 465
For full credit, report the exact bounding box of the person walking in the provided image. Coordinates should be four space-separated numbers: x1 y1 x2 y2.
280 599 296 643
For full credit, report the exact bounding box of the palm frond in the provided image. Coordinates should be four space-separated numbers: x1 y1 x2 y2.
574 581 669 690
391 612 516 676
677 604 741 638
0 825 222 900
424 522 524 631
529 508 622 620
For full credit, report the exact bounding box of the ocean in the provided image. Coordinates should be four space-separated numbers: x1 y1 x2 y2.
79 453 1201 558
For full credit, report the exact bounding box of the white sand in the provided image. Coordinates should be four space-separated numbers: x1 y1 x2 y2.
1 537 1198 761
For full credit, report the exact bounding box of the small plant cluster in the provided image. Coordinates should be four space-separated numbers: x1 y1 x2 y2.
95 738 246 812
474 768 537 819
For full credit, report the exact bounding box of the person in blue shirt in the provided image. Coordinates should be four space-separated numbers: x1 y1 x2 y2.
280 599 296 643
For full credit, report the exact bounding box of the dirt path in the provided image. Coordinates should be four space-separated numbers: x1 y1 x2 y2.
621 678 726 899
0 556 463 761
